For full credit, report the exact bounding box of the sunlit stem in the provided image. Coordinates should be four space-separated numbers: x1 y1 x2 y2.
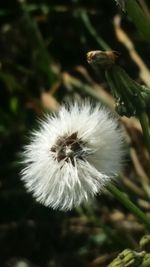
139 113 150 159
107 182 150 231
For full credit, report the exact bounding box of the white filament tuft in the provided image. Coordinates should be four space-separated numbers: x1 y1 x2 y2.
21 101 124 211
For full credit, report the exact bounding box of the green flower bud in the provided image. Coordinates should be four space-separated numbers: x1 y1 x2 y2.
87 50 150 117
105 65 150 117
140 235 150 252
108 249 145 267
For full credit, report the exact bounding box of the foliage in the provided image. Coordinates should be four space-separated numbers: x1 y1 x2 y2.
0 0 150 266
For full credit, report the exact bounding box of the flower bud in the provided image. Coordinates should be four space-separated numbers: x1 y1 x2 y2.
105 65 150 117
108 249 144 267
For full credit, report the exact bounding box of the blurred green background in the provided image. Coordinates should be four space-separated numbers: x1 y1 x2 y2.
0 1 150 266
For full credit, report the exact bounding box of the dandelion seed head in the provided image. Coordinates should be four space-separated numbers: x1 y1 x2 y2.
21 101 124 211
50 132 87 164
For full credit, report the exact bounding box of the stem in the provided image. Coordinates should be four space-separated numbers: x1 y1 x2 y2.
126 0 150 44
79 11 111 50
139 113 150 159
20 3 58 87
107 183 150 230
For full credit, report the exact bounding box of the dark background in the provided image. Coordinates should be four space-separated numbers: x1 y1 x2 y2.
0 1 150 266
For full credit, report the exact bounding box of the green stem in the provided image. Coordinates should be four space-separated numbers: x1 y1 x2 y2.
20 3 58 87
126 0 150 44
107 183 150 230
139 113 150 159
79 11 111 50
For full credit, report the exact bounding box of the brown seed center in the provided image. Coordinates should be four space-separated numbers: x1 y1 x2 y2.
51 132 85 164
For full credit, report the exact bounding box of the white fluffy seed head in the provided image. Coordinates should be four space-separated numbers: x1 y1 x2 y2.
21 101 124 211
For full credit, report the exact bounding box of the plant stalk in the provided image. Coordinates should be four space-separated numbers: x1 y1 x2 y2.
139 113 150 159
126 0 150 44
107 183 150 230
79 11 111 50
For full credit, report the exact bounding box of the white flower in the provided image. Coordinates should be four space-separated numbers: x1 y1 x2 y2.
21 101 123 211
